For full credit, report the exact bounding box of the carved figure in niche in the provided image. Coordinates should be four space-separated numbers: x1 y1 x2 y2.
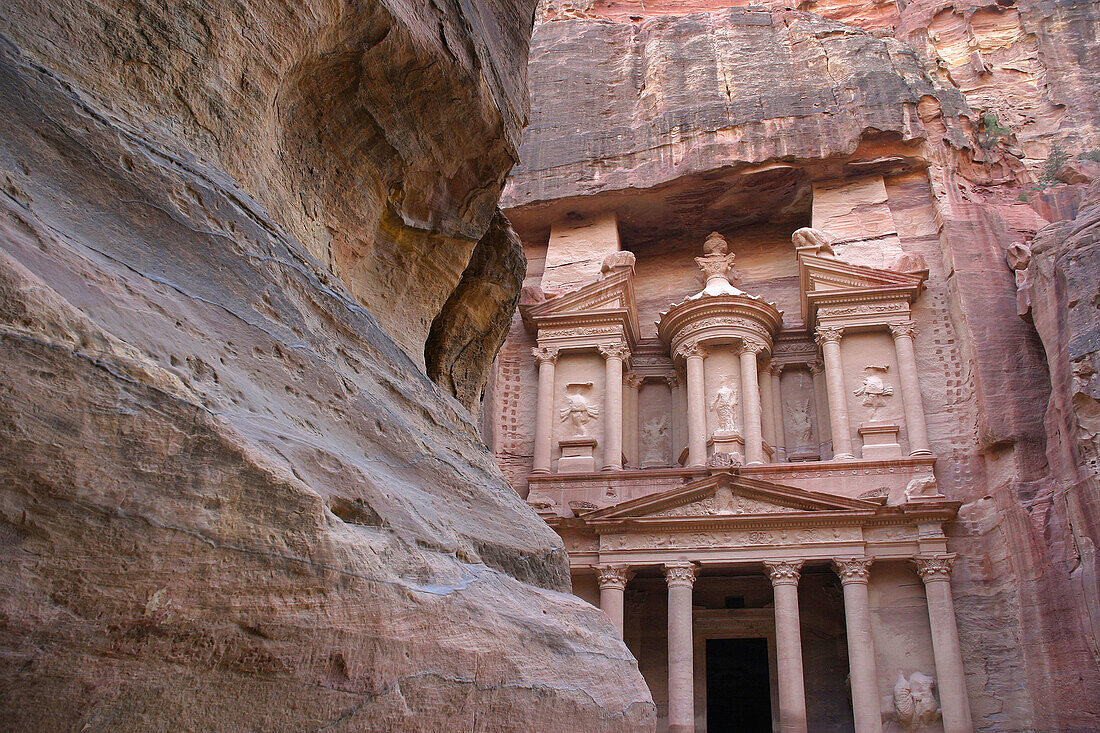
853 364 894 421
1005 240 1032 319
792 227 835 256
711 384 739 433
786 398 814 446
560 382 599 437
640 416 670 465
892 672 941 730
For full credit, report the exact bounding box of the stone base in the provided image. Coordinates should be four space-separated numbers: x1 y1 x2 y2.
858 422 902 460
708 431 745 463
557 437 598 473
787 449 822 462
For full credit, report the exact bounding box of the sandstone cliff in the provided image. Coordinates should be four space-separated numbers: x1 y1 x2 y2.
496 0 1100 729
0 0 654 729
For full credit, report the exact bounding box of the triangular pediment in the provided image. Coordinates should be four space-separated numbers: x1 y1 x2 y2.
582 471 879 523
522 267 640 342
798 253 926 326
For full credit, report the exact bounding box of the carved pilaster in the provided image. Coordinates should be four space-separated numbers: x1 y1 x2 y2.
914 553 956 583
596 564 634 591
889 320 919 340
764 559 804 586
814 325 844 348
598 343 631 361
532 345 559 365
625 373 645 389
832 556 873 584
663 561 699 588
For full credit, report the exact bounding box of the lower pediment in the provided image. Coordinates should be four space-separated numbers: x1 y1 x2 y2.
650 485 802 518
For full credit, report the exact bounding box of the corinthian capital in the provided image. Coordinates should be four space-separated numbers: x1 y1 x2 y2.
675 340 708 361
663 561 698 588
738 337 766 356
764 559 804 586
913 553 956 582
808 359 824 376
598 343 631 361
625 373 645 389
832 556 873 584
532 346 559 365
596 564 634 591
889 320 919 340
815 326 844 347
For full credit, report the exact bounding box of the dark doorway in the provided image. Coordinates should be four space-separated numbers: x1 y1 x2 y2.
706 637 772 732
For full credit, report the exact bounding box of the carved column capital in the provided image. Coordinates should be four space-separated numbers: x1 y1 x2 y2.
738 337 766 356
808 359 825 376
665 373 682 388
596 564 634 591
815 325 844 347
889 320 919 340
914 553 956 582
625 373 645 389
676 340 708 361
769 362 785 377
832 556 874 584
598 343 630 361
764 559 804 586
532 346 559 365
663 561 699 588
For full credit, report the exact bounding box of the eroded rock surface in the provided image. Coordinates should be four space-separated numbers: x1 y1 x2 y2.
0 0 655 729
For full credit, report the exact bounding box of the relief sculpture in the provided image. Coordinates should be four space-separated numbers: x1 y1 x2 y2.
786 398 814 447
560 382 599 436
640 416 670 465
711 383 739 433
891 672 941 730
854 364 894 421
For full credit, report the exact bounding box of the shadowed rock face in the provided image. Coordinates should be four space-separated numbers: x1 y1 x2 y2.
0 0 655 729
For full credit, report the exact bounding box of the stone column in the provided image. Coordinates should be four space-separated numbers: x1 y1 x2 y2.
625 374 644 468
664 561 698 733
765 559 808 733
599 344 629 470
759 360 776 462
532 346 559 473
809 359 831 456
890 321 932 456
740 339 766 465
666 374 682 465
815 326 855 460
914 555 973 733
596 564 633 637
771 363 786 462
679 342 708 467
833 557 882 733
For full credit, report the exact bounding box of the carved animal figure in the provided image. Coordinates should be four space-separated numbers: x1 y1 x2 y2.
791 226 836 256
893 671 941 730
711 384 739 432
904 474 942 500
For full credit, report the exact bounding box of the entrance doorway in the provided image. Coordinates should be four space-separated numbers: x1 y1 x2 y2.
706 637 772 732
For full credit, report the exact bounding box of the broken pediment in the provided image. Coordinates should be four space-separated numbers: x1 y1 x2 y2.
521 265 640 344
581 471 880 523
797 253 927 329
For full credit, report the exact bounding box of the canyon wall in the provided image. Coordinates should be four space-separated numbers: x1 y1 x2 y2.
0 0 655 729
494 0 1100 729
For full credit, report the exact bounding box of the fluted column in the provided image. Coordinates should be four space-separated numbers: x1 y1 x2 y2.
532 346 559 473
679 341 708 467
809 359 831 457
765 559 808 733
740 339 765 465
625 374 644 467
664 561 698 733
596 564 633 637
599 344 629 470
759 360 776 462
771 363 786 462
834 557 882 733
914 555 973 733
890 321 932 456
815 326 854 460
